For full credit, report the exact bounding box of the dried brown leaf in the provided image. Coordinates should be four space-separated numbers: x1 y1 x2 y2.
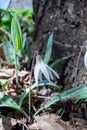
0 69 15 78
30 114 76 130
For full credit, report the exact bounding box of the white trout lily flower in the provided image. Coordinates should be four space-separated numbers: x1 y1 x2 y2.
84 45 87 69
34 54 59 85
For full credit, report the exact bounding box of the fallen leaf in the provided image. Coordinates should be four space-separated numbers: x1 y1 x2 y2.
30 114 76 130
0 114 17 130
0 69 15 78
6 70 30 96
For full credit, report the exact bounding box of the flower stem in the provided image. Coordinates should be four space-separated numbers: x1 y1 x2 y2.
15 52 18 87
28 51 38 121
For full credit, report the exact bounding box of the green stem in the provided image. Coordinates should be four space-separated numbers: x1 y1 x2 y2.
15 52 18 87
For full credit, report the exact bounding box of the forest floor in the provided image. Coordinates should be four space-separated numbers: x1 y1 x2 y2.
0 1 87 130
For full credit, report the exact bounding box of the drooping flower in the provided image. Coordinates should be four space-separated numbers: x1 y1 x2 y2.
34 54 59 85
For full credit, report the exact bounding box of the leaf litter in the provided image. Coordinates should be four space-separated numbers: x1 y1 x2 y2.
0 55 86 130
0 16 87 130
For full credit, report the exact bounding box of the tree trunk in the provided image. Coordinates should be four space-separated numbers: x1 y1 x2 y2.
32 0 87 89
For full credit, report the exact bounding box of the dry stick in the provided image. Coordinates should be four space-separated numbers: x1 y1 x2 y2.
28 51 38 121
20 119 29 130
75 41 87 85
0 27 10 38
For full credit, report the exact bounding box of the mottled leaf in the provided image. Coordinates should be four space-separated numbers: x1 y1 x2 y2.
44 33 53 64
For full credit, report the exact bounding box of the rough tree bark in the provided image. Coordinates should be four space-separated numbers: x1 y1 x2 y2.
32 0 87 89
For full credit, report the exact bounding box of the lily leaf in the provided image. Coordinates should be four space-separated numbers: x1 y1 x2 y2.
3 41 15 63
21 34 31 65
25 41 31 66
11 13 23 51
77 92 87 100
50 56 71 69
3 41 20 68
0 8 11 31
0 92 28 118
0 8 10 16
19 80 60 107
0 79 8 89
44 33 53 64
22 8 34 19
35 84 87 115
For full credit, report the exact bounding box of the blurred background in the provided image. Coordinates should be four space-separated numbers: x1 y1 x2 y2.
0 0 32 10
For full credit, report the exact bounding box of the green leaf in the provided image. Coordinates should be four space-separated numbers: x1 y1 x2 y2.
50 56 71 69
22 20 34 37
9 8 22 18
44 33 53 64
0 8 10 16
3 41 15 63
3 41 20 67
0 15 11 31
56 108 63 116
9 8 34 19
11 13 23 51
35 84 87 115
77 92 87 100
28 24 34 37
22 33 26 49
0 92 28 118
0 9 11 31
0 79 8 89
25 41 31 66
22 8 34 19
19 80 60 107
21 34 31 65
21 33 26 58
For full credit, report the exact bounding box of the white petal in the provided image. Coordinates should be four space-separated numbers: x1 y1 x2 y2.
84 50 87 69
38 70 42 81
40 62 51 82
47 68 54 80
34 64 40 86
46 65 60 79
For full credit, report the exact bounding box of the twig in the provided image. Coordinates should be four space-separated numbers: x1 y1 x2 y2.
20 118 29 130
0 27 10 38
33 95 51 99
